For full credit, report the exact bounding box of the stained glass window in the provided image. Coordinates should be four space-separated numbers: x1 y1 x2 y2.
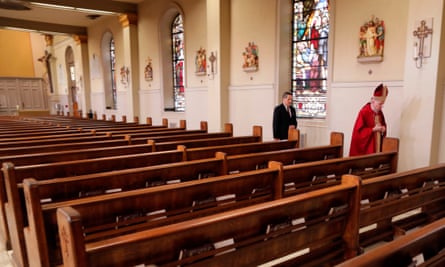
109 38 117 109
292 0 329 119
171 14 185 112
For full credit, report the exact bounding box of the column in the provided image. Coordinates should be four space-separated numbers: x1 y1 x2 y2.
73 34 92 117
206 0 230 132
119 13 140 121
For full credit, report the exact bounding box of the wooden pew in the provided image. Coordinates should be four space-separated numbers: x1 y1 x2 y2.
0 127 81 139
0 133 117 149
53 161 445 267
150 124 263 152
0 121 207 153
0 120 207 149
0 139 131 157
21 145 400 267
358 162 445 248
14 133 337 266
56 174 361 267
0 143 155 167
0 125 264 265
221 132 344 174
16 138 397 266
337 217 445 267
2 151 187 267
180 139 299 161
280 152 398 196
24 163 281 266
21 116 159 129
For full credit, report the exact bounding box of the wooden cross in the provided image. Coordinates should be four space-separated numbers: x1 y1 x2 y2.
413 20 433 59
209 52 216 74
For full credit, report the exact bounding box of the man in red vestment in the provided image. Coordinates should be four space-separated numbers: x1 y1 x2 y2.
349 84 388 156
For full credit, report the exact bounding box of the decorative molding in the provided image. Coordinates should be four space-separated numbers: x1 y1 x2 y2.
119 13 138 27
44 34 53 46
73 35 88 45
228 84 274 91
330 80 403 89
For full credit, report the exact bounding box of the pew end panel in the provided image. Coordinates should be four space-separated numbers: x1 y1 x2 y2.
2 162 29 267
382 137 399 172
287 128 300 147
252 125 263 142
330 131 344 157
57 207 88 267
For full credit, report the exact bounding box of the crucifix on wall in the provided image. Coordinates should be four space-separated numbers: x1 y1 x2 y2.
413 18 433 68
38 50 54 93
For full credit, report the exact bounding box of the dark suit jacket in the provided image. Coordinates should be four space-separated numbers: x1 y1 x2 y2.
273 104 297 140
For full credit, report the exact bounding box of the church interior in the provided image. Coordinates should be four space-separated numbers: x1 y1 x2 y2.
0 0 444 266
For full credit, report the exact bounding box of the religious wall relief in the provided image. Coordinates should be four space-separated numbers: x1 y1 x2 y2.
357 15 385 63
242 42 259 72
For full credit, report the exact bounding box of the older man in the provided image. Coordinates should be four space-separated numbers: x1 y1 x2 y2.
349 84 388 156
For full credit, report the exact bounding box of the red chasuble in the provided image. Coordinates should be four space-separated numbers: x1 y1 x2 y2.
349 102 386 156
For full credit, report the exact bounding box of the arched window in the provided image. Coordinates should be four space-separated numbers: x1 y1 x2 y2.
171 14 185 112
292 0 329 119
109 38 117 109
101 32 117 110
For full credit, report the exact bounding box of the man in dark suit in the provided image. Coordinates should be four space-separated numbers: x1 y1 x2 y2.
273 91 298 140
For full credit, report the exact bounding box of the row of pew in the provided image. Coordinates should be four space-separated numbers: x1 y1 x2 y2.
0 115 443 267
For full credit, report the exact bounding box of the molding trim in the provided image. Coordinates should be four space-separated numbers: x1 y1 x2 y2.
331 80 404 88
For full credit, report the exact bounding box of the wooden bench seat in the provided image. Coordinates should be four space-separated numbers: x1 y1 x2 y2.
57 162 445 267
56 174 361 267
280 151 398 196
0 128 83 139
180 139 299 161
0 124 208 148
0 133 117 149
21 146 400 267
0 139 132 157
337 217 445 267
0 131 330 266
24 163 282 266
358 162 445 248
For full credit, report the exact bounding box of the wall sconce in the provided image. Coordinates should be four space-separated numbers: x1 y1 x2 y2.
413 19 433 69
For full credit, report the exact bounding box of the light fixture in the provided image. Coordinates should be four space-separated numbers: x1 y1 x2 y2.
29 2 118 16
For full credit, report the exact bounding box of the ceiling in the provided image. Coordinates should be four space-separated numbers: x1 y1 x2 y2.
0 0 143 36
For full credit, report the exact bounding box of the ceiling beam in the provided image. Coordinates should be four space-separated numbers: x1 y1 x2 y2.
23 0 138 14
0 16 87 35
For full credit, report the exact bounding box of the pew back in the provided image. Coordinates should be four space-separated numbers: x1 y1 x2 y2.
359 162 445 247
57 175 361 267
337 217 445 267
25 165 281 266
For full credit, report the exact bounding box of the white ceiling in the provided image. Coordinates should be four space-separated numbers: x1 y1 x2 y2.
0 0 143 35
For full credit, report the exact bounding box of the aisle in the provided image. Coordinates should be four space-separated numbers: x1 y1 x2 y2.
0 244 12 267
